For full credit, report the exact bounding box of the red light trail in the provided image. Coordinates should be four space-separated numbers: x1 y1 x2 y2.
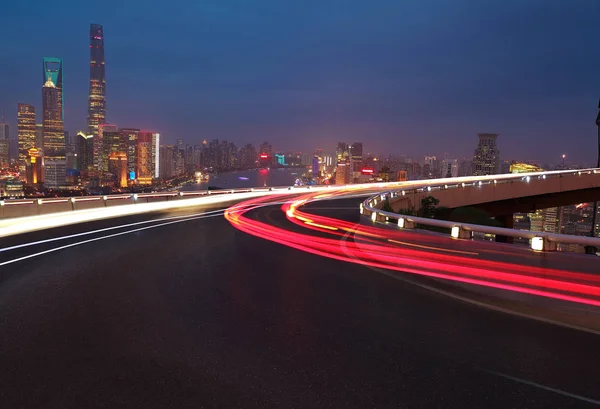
225 191 600 307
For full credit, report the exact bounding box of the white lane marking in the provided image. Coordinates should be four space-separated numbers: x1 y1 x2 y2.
0 213 217 267
0 211 218 253
338 228 600 337
482 368 600 405
0 199 293 266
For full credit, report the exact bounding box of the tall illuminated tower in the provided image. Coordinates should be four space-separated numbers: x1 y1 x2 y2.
17 103 36 175
42 57 65 161
87 24 106 138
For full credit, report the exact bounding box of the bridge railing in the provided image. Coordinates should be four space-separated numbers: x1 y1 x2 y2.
0 185 319 220
361 168 600 252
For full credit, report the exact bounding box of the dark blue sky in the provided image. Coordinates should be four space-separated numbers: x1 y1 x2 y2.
1 0 598 164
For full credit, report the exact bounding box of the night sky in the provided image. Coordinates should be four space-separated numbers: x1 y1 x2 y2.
1 0 598 164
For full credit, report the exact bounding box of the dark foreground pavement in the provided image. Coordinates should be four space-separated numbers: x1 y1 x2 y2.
1 200 600 408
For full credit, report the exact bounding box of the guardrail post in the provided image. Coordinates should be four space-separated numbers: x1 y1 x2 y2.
531 237 557 251
397 217 416 229
451 226 472 239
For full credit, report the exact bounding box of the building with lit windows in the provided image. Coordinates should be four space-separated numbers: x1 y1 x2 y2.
0 179 24 198
35 124 43 151
87 24 106 139
472 133 500 176
336 142 349 164
0 113 8 165
136 131 159 184
0 139 9 167
335 163 350 185
17 103 36 175
159 145 175 180
108 152 128 187
95 123 117 173
26 147 43 185
259 142 272 167
77 132 94 172
44 160 66 187
42 57 64 162
350 142 363 172
119 128 139 181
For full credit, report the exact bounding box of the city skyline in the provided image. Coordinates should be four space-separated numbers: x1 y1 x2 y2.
0 1 598 164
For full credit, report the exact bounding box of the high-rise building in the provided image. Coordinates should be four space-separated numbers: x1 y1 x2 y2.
259 142 272 167
349 142 363 172
335 162 350 185
77 131 94 172
42 57 65 162
336 142 349 164
0 113 8 141
35 124 43 151
159 145 175 179
120 128 139 181
0 140 8 167
108 152 128 187
17 103 36 175
472 133 500 176
136 131 159 184
96 123 117 172
87 24 106 139
44 160 66 187
26 147 43 185
0 113 9 167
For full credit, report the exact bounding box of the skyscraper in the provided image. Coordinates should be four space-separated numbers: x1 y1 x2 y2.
87 24 106 138
96 123 117 172
35 124 44 151
136 131 159 184
0 112 9 167
42 57 65 161
77 131 94 171
159 145 175 180
17 103 36 175
120 128 140 181
350 142 363 172
472 133 500 176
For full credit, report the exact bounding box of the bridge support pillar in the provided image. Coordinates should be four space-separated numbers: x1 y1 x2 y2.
494 214 514 244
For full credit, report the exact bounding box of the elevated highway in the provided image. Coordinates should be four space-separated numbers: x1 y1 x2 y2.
2 170 600 407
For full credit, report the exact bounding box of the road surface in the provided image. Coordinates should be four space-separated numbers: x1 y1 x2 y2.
1 197 600 408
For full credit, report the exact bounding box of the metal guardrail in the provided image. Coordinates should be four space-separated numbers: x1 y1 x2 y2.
0 184 326 220
361 168 600 251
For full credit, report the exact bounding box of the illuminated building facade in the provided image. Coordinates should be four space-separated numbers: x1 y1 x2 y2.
336 142 349 164
350 142 363 172
95 123 117 173
120 128 139 181
87 24 106 139
259 142 272 167
0 139 9 167
42 57 65 161
0 113 8 165
26 147 43 185
472 133 500 176
108 152 128 187
35 124 43 151
44 160 66 187
136 131 159 184
17 103 36 174
335 162 350 185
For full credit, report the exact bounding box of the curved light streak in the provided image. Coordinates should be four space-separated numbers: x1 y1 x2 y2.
225 191 600 307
